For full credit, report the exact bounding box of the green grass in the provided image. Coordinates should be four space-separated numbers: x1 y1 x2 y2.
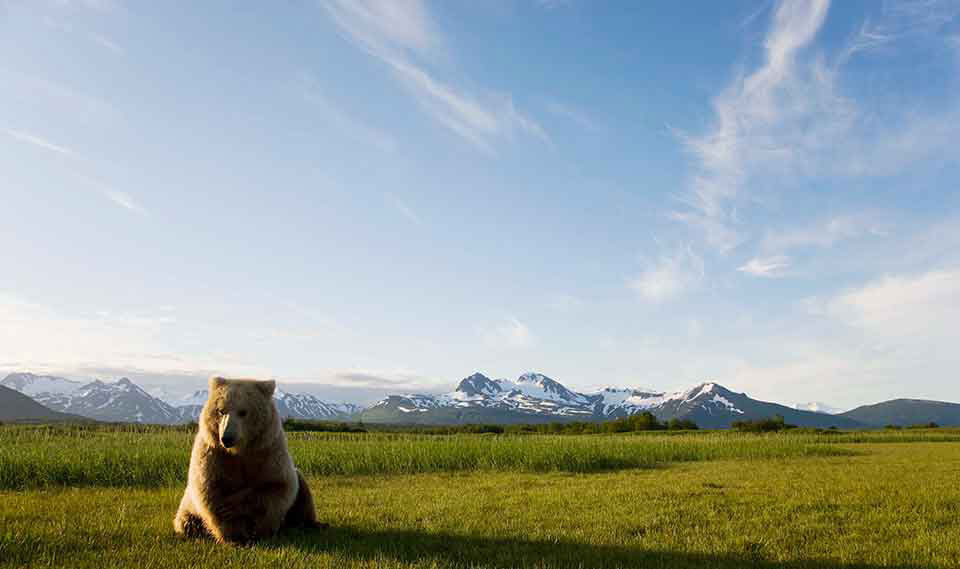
0 425 858 489
2 425 960 568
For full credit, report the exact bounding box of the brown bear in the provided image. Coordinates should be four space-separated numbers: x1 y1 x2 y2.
173 376 323 543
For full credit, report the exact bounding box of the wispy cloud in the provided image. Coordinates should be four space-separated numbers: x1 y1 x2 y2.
628 245 704 302
322 0 549 153
300 77 396 152
828 268 960 335
103 190 147 214
4 128 74 155
672 0 832 252
761 215 884 254
738 255 790 278
674 0 960 261
841 0 960 62
0 293 259 377
545 101 601 132
323 0 438 58
88 32 124 54
54 0 120 12
480 317 534 349
387 194 422 225
547 293 584 313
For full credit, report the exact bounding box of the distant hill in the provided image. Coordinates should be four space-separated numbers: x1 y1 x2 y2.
0 385 88 423
839 399 960 427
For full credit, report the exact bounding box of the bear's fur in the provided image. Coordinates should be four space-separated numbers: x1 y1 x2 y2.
173 377 322 543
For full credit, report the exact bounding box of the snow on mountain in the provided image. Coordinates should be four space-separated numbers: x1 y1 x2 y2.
6 369 868 428
443 372 595 416
497 372 594 406
172 388 363 421
32 378 181 424
174 390 211 407
794 402 844 415
366 373 757 424
589 382 745 418
1 372 83 396
372 372 668 419
274 388 363 420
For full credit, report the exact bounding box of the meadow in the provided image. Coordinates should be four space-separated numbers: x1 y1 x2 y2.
1 424 960 568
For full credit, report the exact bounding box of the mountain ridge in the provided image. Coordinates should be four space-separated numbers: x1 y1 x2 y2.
4 370 958 428
1 373 362 424
360 372 867 428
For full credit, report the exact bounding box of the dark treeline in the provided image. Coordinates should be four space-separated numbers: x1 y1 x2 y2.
731 415 796 433
885 422 941 430
282 412 698 435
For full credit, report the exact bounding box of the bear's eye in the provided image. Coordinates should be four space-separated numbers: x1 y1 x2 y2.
238 409 248 418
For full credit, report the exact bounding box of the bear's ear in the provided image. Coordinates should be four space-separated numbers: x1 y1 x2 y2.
257 380 276 397
209 376 227 390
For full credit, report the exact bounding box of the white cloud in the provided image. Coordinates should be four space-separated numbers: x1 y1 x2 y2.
300 79 396 152
629 246 704 302
480 317 534 349
0 293 257 376
4 128 74 155
322 0 548 153
841 0 960 62
761 214 881 253
387 194 421 225
323 0 438 57
828 268 960 336
103 190 147 214
88 32 124 54
547 293 584 313
673 0 833 251
738 255 791 278
674 0 960 260
545 101 600 132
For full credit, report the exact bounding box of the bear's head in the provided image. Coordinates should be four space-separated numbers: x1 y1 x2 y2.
200 377 278 453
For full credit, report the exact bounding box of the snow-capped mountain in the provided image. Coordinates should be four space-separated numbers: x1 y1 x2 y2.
3 373 363 424
366 373 741 421
164 388 363 422
30 378 182 424
0 372 83 396
2 370 871 428
363 372 866 428
794 402 844 415
370 373 599 419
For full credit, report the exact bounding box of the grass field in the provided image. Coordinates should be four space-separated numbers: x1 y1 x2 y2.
1 425 959 568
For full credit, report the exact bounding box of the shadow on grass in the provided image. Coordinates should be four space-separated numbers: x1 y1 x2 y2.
273 525 933 569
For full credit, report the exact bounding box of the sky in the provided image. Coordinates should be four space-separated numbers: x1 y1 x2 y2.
1 0 959 408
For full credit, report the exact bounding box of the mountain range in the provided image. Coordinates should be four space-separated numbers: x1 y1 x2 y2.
360 372 871 429
2 370 959 429
0 372 359 424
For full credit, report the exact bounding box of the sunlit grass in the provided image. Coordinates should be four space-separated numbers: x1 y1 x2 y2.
2 443 960 568
0 425 862 489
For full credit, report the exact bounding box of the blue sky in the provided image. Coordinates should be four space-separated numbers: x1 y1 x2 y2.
2 0 959 407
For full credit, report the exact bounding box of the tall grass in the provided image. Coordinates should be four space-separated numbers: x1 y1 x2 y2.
0 425 858 490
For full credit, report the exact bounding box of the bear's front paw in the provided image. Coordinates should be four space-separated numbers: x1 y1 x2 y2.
174 511 207 539
217 519 255 545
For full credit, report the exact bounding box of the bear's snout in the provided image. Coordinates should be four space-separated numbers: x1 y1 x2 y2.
221 434 237 448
